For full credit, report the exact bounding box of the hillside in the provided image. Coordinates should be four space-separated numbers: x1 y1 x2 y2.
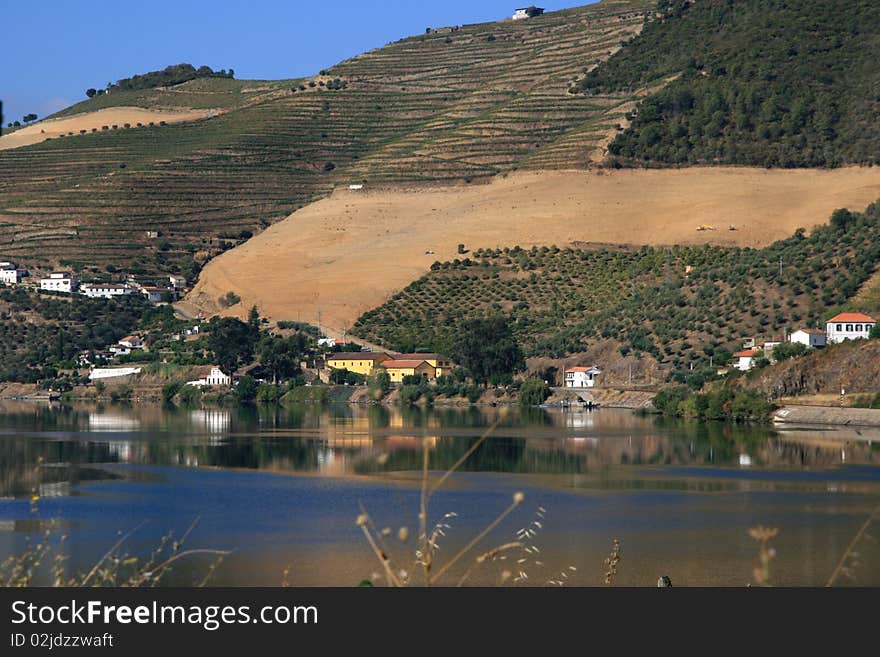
352 200 880 370
575 0 880 166
743 339 880 400
183 167 880 335
0 0 651 278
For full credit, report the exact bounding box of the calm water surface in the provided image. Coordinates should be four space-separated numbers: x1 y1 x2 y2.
1 400 879 586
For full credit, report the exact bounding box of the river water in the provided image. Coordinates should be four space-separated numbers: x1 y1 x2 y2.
1 400 878 586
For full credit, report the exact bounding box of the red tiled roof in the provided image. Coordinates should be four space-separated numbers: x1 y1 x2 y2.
327 352 390 361
565 366 598 372
734 350 759 357
827 313 876 323
383 359 429 368
796 328 826 335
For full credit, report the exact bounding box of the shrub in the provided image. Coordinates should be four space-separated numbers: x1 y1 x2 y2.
519 378 549 407
218 291 241 308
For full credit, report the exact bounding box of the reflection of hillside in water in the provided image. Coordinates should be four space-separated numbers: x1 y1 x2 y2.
1 402 879 498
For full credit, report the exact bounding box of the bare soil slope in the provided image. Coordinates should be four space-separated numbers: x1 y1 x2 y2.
0 107 217 151
181 167 880 335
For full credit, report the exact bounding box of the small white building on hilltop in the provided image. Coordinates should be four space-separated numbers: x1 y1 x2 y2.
513 6 544 20
564 366 601 388
40 272 79 293
81 283 134 299
186 366 231 387
789 328 827 348
826 313 877 344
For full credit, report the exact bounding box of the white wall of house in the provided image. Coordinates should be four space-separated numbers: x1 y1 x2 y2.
40 273 78 293
89 367 142 380
82 285 133 299
789 330 826 348
187 367 231 387
735 355 754 371
564 368 600 388
0 264 21 284
826 321 875 344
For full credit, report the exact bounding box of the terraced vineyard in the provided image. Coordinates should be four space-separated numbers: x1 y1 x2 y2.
353 200 880 370
0 0 652 276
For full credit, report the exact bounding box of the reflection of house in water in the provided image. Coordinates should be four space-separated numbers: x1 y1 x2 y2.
189 410 231 438
563 411 595 430
87 414 141 431
104 440 149 463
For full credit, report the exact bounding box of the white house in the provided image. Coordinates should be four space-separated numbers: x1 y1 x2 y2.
186 365 232 387
317 337 337 348
0 262 23 285
40 272 79 293
564 366 601 388
118 335 144 349
733 349 760 371
139 286 166 303
169 275 187 290
826 313 876 344
789 328 827 348
513 6 544 19
81 283 134 299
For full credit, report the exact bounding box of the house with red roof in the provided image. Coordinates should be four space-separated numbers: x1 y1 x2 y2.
825 313 877 344
564 366 601 388
382 359 436 383
733 349 761 371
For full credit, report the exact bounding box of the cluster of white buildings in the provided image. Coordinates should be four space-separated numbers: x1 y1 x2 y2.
734 312 877 371
31 271 186 302
0 260 188 302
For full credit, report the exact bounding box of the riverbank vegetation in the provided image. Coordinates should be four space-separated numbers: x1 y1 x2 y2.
652 384 774 422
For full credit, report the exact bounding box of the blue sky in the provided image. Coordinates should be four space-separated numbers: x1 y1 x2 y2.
2 1 596 125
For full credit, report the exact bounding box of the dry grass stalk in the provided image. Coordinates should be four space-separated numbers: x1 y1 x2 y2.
826 503 880 587
748 526 778 586
604 539 621 585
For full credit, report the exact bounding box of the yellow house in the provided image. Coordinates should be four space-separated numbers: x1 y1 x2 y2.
326 352 391 376
383 359 437 384
394 353 455 378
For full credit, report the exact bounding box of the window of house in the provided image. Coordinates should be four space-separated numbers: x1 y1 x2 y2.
846 324 853 331
856 324 862 332
837 324 842 331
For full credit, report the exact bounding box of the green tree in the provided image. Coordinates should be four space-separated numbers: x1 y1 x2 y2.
247 305 261 333
257 334 301 384
451 316 524 385
236 375 259 402
367 366 391 400
771 342 808 361
519 378 549 407
830 208 855 231
206 317 255 375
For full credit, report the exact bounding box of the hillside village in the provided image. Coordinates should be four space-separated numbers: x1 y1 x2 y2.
2 0 880 418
